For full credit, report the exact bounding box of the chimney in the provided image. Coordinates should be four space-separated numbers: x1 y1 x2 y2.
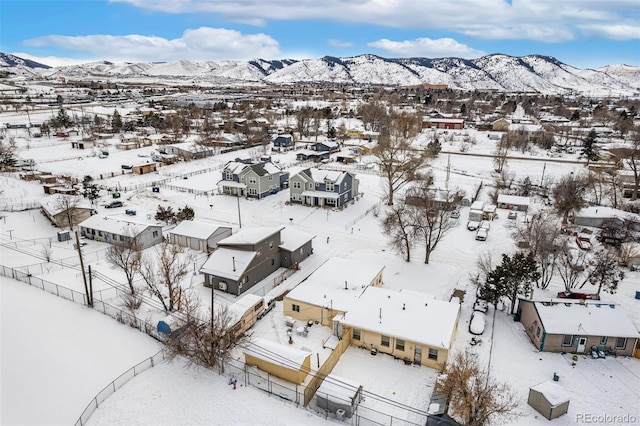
345 280 348 290
403 303 405 310
232 256 236 272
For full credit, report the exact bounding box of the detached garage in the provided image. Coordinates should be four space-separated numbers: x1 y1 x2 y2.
169 220 232 253
244 338 311 384
528 381 570 420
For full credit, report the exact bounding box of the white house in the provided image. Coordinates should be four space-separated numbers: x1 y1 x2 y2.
78 214 162 249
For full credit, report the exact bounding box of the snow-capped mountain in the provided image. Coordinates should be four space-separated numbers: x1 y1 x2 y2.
2 52 638 95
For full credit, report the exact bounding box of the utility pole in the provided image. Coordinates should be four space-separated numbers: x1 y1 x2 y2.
236 195 242 228
87 265 94 307
75 231 91 307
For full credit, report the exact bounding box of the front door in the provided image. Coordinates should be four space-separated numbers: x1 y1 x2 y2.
414 346 422 364
577 337 587 353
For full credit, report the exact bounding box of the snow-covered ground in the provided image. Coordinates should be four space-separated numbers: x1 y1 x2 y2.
1 115 639 425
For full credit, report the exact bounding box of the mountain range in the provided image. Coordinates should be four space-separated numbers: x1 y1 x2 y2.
2 52 639 95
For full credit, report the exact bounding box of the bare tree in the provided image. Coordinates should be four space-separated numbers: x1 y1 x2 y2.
493 135 509 173
40 244 53 262
373 113 426 205
618 128 640 200
556 242 589 291
163 291 250 370
553 173 586 224
436 350 518 426
138 242 195 313
406 183 458 264
511 211 562 289
54 194 82 230
105 236 142 295
382 205 415 262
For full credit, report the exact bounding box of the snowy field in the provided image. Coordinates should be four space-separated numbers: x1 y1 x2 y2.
1 112 639 425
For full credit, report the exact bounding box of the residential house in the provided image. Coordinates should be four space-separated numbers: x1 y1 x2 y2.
289 168 359 208
78 214 163 249
517 299 639 357
273 134 294 151
422 118 465 130
218 161 288 198
169 220 232 252
295 149 330 162
162 141 216 160
284 257 384 327
492 118 511 132
335 287 460 370
244 338 312 384
311 140 340 153
279 227 315 268
40 198 93 229
71 140 95 150
572 206 640 230
497 194 531 212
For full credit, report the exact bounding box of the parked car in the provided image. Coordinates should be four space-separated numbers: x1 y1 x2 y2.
257 299 275 319
469 312 486 335
121 164 133 170
467 220 481 231
479 220 490 231
450 210 460 219
476 228 488 241
556 290 599 300
104 201 123 208
508 211 518 220
576 237 593 250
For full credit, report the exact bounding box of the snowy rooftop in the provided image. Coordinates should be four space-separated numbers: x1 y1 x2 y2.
279 226 315 251
227 293 264 322
574 206 638 221
244 337 311 370
316 373 362 403
78 214 159 236
199 247 256 280
40 198 92 216
530 381 570 406
307 168 349 184
286 257 384 313
337 287 460 350
497 194 531 206
170 220 231 240
534 301 639 337
219 226 283 246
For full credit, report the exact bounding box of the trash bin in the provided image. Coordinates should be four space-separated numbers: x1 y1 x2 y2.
635 291 640 300
553 373 559 381
112 192 121 198
335 409 345 421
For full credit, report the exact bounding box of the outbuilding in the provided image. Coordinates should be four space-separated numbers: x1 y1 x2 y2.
244 338 311 384
169 220 232 252
528 381 570 420
315 374 362 418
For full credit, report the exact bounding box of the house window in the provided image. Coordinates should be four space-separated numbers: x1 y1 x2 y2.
225 171 233 180
112 233 117 239
352 329 361 341
381 335 390 347
395 339 405 351
428 348 438 360
615 337 627 349
326 182 334 191
153 230 159 237
292 304 300 312
600 336 608 345
268 174 273 180
249 176 257 184
562 334 573 346
308 183 314 189
248 188 258 195
98 231 103 237
293 181 301 189
119 235 124 242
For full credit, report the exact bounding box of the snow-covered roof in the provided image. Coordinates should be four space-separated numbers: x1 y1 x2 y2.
497 194 531 206
338 287 460 349
279 227 315 251
574 206 636 221
223 161 249 175
170 220 230 240
316 374 361 404
199 248 256 280
244 338 311 370
307 168 349 184
530 381 570 406
219 226 282 246
78 214 159 236
286 257 384 313
534 301 639 338
227 293 264 323
40 198 92 216
508 123 543 133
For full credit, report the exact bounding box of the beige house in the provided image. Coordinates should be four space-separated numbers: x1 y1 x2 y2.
40 197 93 229
244 338 311 384
517 299 639 357
283 257 384 327
492 118 511 131
335 287 460 370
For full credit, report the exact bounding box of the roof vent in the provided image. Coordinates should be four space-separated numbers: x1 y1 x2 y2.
402 303 405 310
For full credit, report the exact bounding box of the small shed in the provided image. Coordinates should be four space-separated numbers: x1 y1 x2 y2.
316 374 363 418
528 381 570 420
132 163 157 175
244 338 311 384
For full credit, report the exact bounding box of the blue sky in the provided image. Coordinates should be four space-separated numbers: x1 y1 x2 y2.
1 0 639 68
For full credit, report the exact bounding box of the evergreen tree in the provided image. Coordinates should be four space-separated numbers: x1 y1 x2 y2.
426 138 442 157
81 176 100 204
55 107 71 128
111 109 123 133
581 129 600 162
155 205 175 224
481 252 540 314
327 126 337 139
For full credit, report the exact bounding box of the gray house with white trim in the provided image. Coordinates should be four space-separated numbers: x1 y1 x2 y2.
218 161 289 199
169 220 232 253
78 214 162 249
289 168 359 208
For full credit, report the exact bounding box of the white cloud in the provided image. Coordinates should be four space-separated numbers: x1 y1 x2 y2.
111 0 640 42
578 24 640 40
22 27 280 62
328 39 354 48
368 37 485 58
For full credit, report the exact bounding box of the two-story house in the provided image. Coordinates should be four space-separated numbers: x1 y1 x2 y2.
289 168 359 208
218 161 289 199
200 226 314 295
273 134 294 151
311 140 340 153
